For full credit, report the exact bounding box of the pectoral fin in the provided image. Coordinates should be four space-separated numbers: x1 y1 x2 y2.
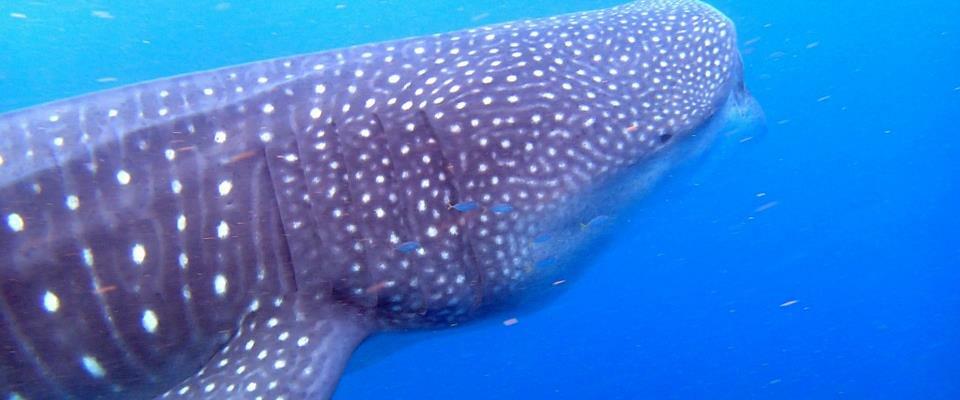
159 296 371 400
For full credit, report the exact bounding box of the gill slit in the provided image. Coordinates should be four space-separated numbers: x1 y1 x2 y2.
415 109 485 310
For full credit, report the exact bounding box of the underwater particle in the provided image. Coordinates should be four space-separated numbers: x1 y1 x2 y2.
779 299 798 308
489 203 514 214
335 4 347 9
883 129 893 135
10 12 27 19
502 318 519 327
776 119 791 125
450 201 478 212
214 2 231 11
754 201 779 213
769 379 782 385
365 281 391 295
817 95 831 102
395 241 421 253
91 10 114 19
96 77 118 83
552 279 567 286
471 12 491 22
805 41 820 49
96 285 117 294
767 51 787 60
755 192 767 198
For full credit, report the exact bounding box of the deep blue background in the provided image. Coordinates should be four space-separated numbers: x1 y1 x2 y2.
2 0 957 399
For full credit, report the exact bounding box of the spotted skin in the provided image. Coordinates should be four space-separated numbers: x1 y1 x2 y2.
0 1 761 399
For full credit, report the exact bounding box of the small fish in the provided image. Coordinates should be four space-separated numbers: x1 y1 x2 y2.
552 279 567 286
489 203 513 214
779 299 798 308
502 318 519 327
450 200 478 212
395 241 421 253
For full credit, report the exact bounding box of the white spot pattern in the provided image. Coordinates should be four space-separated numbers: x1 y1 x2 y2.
6 213 24 232
214 274 228 296
142 309 159 333
82 355 106 378
131 243 146 265
42 291 60 313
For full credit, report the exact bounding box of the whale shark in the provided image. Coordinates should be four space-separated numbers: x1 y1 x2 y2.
0 0 763 398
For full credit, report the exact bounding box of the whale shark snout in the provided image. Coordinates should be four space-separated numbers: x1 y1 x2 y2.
720 85 766 145
720 52 767 145
728 71 767 133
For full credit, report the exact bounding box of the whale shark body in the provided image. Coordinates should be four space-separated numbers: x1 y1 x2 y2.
0 0 763 398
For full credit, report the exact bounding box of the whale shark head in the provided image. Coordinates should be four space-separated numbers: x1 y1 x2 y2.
469 0 765 309
259 0 768 326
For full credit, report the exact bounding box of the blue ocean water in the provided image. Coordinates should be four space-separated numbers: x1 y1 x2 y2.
1 0 957 399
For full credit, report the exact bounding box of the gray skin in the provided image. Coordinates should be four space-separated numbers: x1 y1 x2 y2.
0 0 763 399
